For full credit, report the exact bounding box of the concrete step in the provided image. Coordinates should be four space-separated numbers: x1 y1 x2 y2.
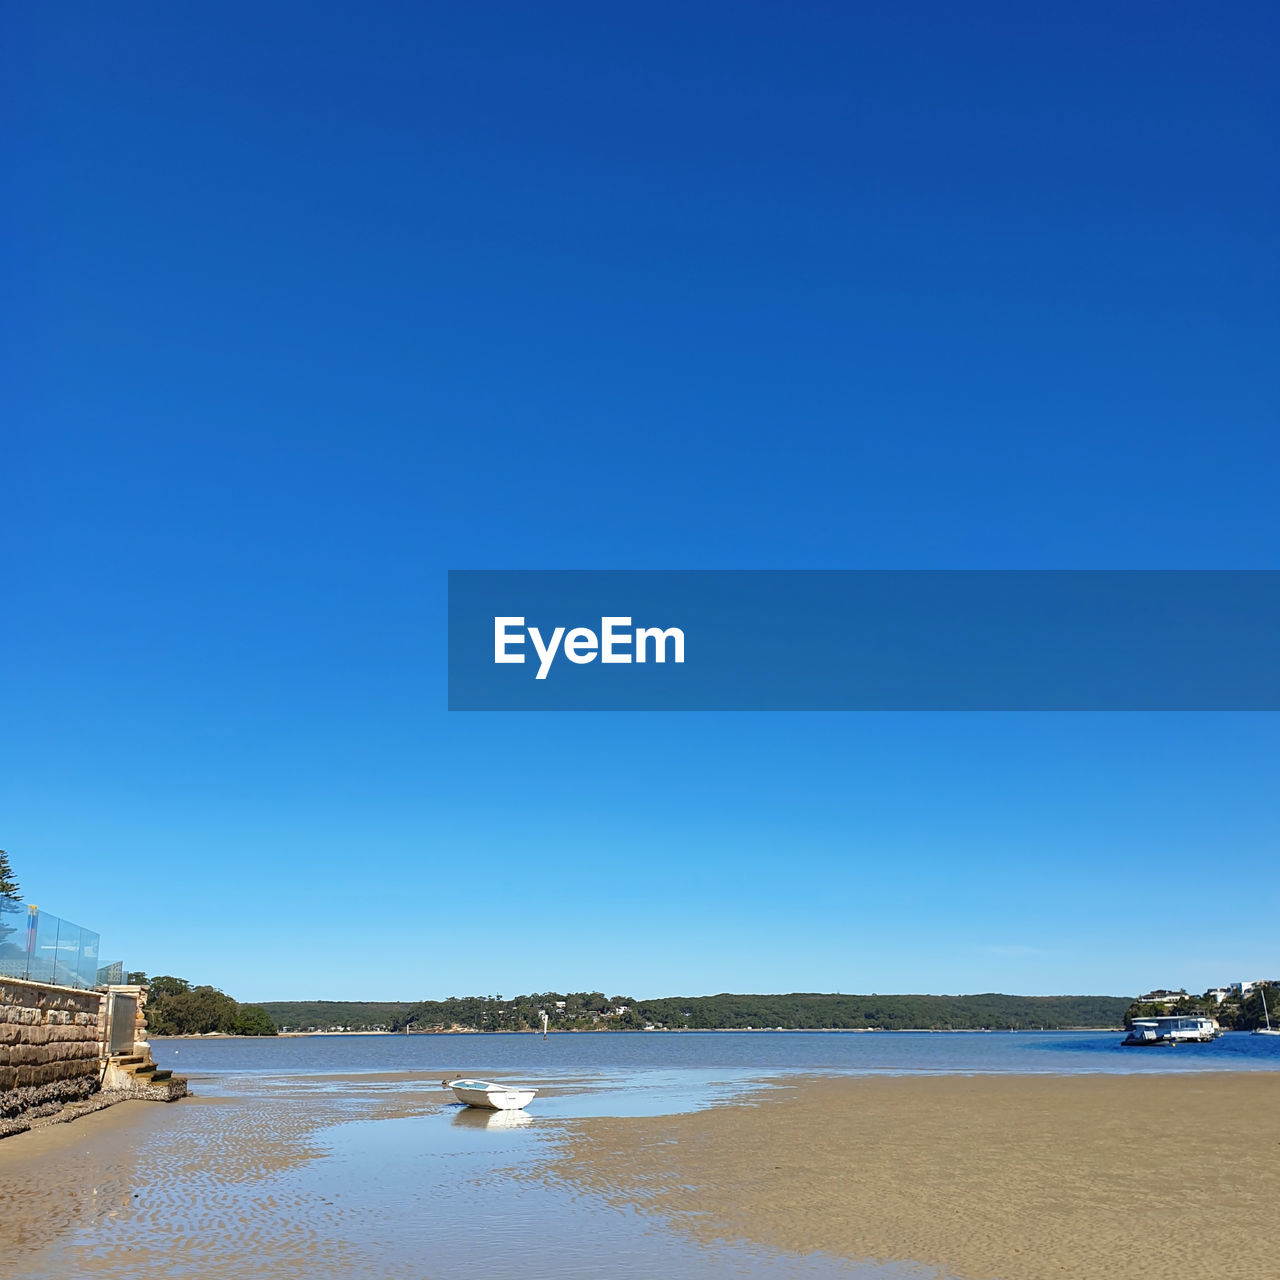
138 1073 189 1102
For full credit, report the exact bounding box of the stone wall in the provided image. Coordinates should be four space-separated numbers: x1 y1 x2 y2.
0 977 104 1135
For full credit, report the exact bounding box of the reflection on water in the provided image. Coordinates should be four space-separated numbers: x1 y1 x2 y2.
451 1104 533 1129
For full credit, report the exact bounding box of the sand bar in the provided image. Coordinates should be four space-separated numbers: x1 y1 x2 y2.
550 1072 1280 1280
3 1069 1277 1279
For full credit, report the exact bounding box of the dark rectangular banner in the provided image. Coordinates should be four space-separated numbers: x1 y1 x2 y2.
447 570 1280 711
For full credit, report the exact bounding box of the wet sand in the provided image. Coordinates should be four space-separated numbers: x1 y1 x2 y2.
3 1070 1277 1279
0 1072 896 1280
550 1071 1280 1280
0 1080 452 1279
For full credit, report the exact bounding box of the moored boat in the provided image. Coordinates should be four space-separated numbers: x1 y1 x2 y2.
1123 1015 1219 1046
1252 990 1280 1037
445 1078 538 1110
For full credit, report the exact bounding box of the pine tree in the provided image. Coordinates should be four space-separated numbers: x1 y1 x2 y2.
0 850 19 903
0 849 20 953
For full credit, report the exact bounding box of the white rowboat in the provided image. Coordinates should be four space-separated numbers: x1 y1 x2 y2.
446 1078 538 1110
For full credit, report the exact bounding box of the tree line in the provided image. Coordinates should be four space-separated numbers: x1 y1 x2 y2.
258 1000 414 1031
259 990 1132 1033
629 991 1131 1031
140 975 277 1036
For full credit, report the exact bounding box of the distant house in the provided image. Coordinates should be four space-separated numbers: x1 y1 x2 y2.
1137 989 1186 1005
1231 980 1263 997
1206 988 1231 1005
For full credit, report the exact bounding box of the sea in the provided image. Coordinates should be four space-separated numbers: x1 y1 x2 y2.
9 1031 1278 1280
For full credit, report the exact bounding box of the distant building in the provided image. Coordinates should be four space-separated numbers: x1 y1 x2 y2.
1231 980 1263 997
1137 989 1186 1004
1206 988 1231 1005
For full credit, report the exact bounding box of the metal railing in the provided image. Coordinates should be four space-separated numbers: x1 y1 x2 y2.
0 904 101 990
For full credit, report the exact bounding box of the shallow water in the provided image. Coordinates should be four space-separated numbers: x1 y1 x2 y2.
262 1106 936 1280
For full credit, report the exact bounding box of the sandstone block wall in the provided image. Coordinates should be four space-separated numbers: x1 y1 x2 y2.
0 978 105 1132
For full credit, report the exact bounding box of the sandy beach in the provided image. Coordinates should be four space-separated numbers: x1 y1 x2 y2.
3 1068 1278 1279
550 1071 1280 1280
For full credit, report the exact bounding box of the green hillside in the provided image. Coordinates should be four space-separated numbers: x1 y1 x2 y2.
258 1001 414 1031
259 991 1129 1033
633 992 1130 1031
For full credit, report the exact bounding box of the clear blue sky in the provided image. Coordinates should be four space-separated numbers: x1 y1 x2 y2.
3 4 1276 1002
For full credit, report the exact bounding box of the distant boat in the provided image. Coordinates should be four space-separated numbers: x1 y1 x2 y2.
1123 1015 1219 1046
445 1078 538 1110
1253 991 1280 1037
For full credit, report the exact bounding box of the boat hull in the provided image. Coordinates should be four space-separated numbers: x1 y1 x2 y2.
1123 1031 1218 1045
447 1079 538 1110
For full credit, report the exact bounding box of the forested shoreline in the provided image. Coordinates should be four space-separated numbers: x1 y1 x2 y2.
256 991 1131 1034
152 983 1280 1038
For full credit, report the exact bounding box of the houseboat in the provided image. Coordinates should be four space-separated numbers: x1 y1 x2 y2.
1123 1015 1220 1046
